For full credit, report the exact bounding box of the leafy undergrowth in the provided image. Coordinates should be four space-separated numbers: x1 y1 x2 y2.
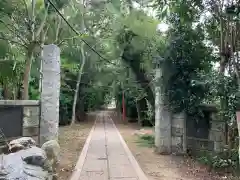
197 148 240 177
135 133 240 179
136 134 155 147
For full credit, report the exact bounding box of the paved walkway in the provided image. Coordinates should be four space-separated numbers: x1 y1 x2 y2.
70 111 148 180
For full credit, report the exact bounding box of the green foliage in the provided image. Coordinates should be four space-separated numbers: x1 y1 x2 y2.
197 149 239 170
153 0 204 23
45 0 69 12
0 40 10 58
84 86 108 111
29 77 40 100
201 71 238 122
0 1 238 179
123 10 159 38
136 134 155 147
59 90 73 125
163 24 213 113
144 100 154 125
0 0 15 15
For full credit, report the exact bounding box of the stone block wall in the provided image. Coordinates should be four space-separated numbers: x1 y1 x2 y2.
171 112 186 154
170 110 225 154
0 100 40 144
23 105 40 144
209 120 225 152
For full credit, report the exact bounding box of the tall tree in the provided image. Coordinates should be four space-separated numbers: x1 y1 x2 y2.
71 0 87 125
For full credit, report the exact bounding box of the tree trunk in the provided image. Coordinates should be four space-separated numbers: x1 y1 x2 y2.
71 1 86 125
219 16 231 150
235 73 240 165
22 0 36 100
71 70 82 124
39 29 48 94
13 87 17 100
136 101 141 126
22 50 33 100
3 83 11 99
139 98 149 126
39 46 43 93
77 94 85 122
3 82 12 100
71 50 86 125
122 46 154 108
236 110 240 163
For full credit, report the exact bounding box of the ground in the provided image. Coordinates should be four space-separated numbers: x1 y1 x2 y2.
57 115 94 180
58 111 237 180
112 113 235 180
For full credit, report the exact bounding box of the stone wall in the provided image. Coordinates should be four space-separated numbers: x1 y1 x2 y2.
23 105 40 144
171 112 186 154
170 110 225 155
0 100 40 144
209 120 225 152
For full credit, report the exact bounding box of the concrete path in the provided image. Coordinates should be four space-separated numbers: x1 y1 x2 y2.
70 111 148 180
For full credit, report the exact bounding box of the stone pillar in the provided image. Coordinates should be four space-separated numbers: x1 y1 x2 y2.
154 60 172 154
209 120 225 152
209 112 225 153
171 112 187 154
40 44 61 145
236 92 240 164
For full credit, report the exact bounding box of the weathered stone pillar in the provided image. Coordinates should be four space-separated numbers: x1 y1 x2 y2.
235 92 240 165
171 112 187 154
40 44 61 145
209 120 225 152
154 59 172 154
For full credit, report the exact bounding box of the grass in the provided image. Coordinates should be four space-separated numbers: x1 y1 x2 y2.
135 134 155 148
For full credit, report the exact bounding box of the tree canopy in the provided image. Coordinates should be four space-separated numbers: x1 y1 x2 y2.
1 1 240 164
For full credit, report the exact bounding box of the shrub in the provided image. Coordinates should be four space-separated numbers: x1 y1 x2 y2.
197 148 239 171
136 134 155 147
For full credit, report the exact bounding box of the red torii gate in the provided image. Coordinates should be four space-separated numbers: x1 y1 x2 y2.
122 91 126 122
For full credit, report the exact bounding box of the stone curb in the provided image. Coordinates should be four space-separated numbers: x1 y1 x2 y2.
70 120 97 180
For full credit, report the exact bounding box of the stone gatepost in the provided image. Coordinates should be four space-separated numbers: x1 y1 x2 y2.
171 112 187 154
235 92 240 160
154 58 172 154
40 44 61 145
209 120 225 152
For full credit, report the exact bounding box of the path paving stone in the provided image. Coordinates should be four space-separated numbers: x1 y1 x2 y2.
70 111 148 180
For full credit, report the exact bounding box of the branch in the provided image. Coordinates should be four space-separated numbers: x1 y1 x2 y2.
44 24 50 40
0 36 27 48
55 15 62 42
36 3 50 38
0 20 28 44
56 35 83 46
233 54 240 85
21 0 30 20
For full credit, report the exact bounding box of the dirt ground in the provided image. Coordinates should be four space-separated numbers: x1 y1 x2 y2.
57 115 94 180
113 114 236 180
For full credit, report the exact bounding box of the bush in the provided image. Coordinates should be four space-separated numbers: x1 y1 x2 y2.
136 134 155 147
197 148 239 171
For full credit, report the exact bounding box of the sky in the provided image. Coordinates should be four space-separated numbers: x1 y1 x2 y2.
132 1 169 33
